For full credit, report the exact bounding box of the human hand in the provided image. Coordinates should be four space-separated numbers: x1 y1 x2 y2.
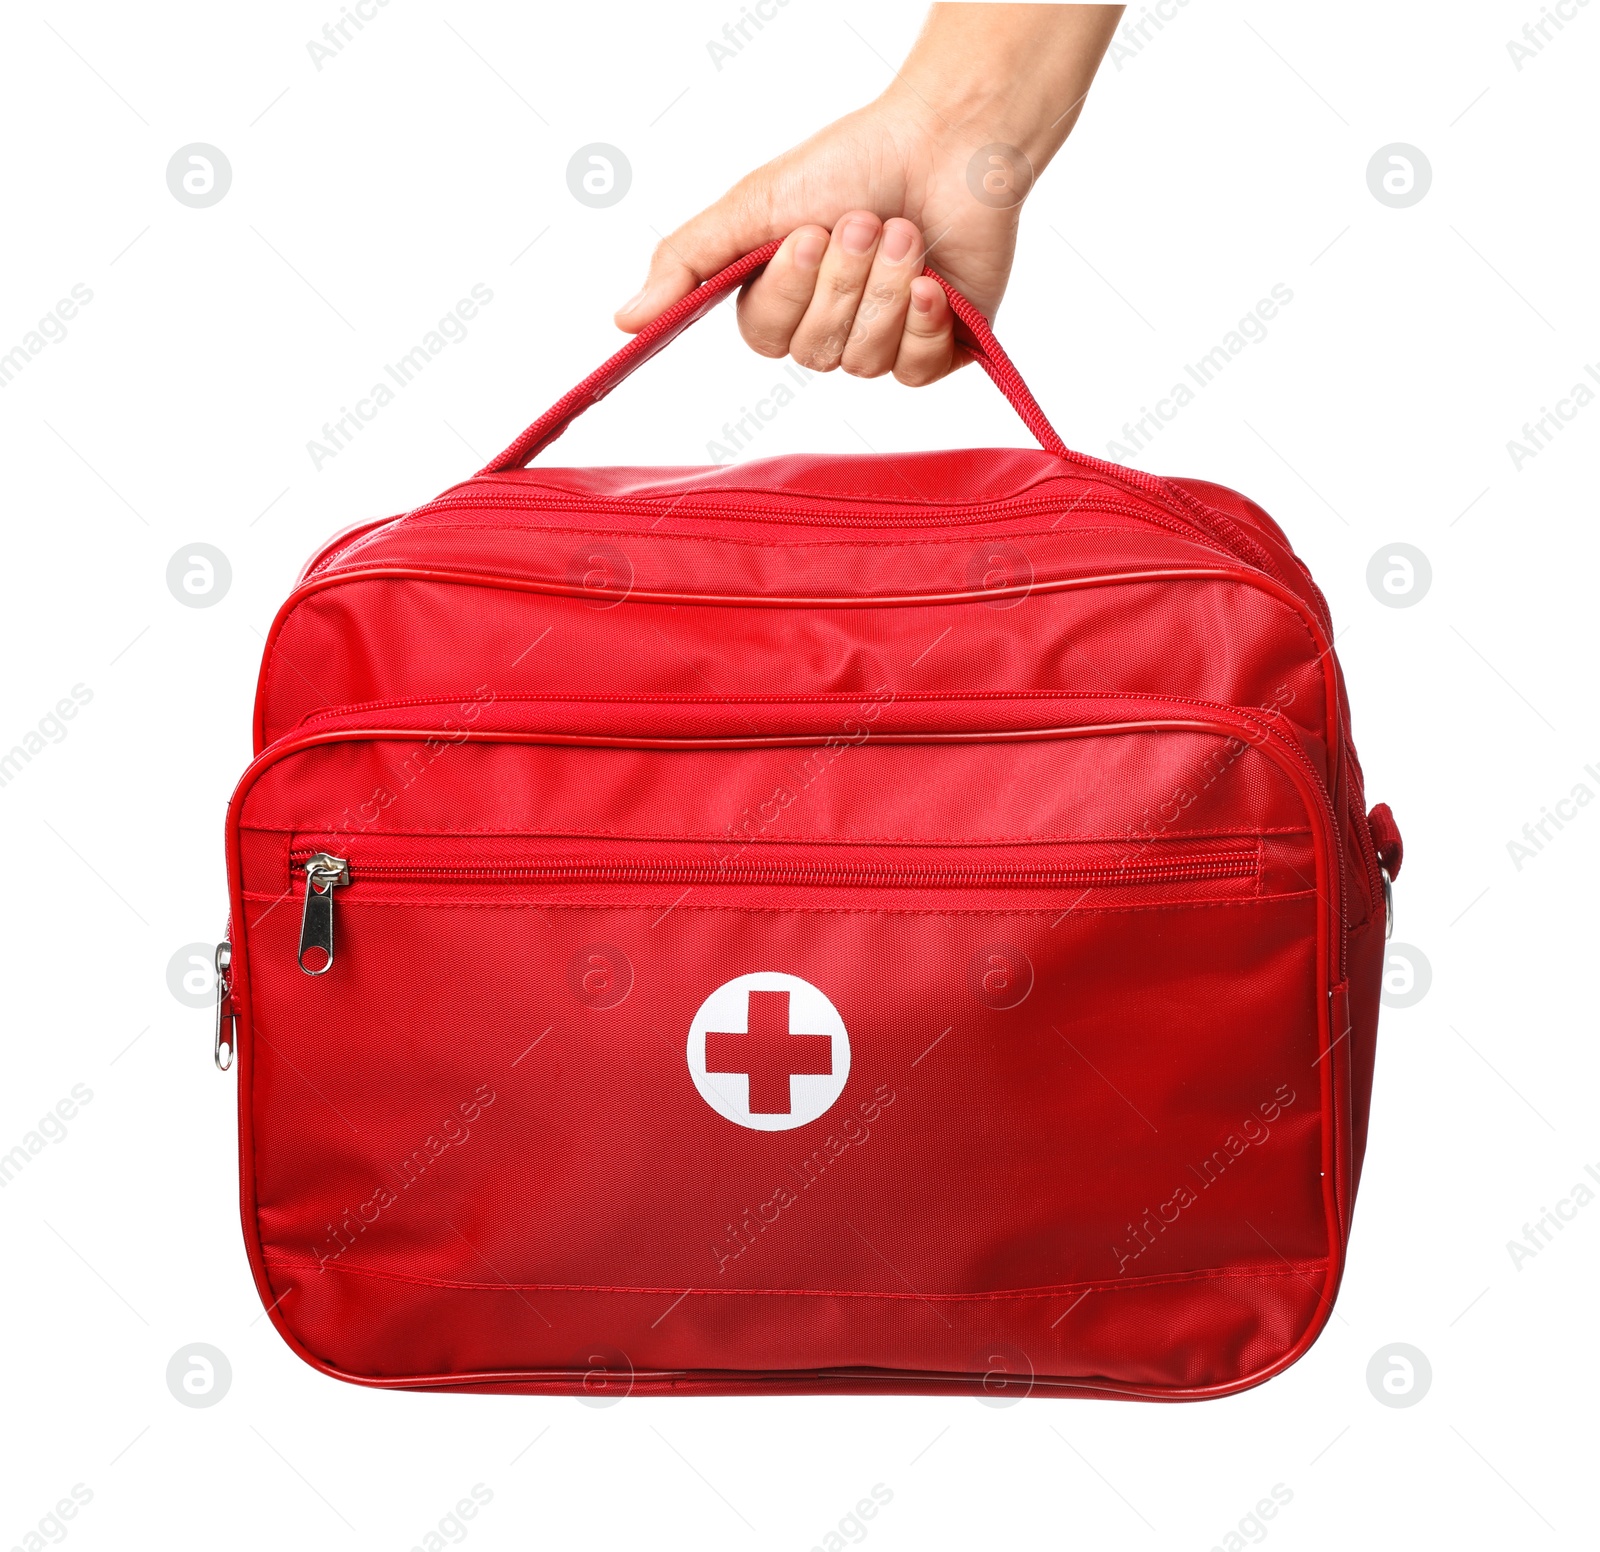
614 4 1124 385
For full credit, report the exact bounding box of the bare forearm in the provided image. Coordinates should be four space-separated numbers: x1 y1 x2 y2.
885 4 1124 168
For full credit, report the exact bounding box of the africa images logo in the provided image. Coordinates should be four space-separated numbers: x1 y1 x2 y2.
686 972 850 1131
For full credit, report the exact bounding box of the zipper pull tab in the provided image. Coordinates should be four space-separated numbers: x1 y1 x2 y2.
214 941 236 1071
298 852 350 976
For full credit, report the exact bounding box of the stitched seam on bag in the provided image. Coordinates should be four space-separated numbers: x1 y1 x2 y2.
321 523 1177 579
347 542 1326 655
287 688 1331 726
257 1252 1329 1301
238 892 1315 916
458 475 1113 507
387 521 1151 551
243 823 1313 843
467 485 1085 507
306 690 1319 703
311 551 1258 596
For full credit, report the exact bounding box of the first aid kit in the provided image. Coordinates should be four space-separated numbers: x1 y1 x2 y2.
219 242 1401 1399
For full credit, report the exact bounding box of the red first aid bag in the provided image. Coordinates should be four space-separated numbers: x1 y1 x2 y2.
221 244 1399 1399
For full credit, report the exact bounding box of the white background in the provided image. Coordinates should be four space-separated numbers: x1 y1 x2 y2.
2 1 1596 1547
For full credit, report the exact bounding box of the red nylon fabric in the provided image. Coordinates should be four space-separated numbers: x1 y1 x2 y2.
1367 801 1403 879
226 258 1397 1400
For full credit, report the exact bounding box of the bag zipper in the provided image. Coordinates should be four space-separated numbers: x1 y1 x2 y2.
258 696 1344 977
296 851 350 976
305 490 1216 584
214 940 236 1071
288 844 1259 977
403 486 1247 558
404 467 1289 584
232 694 1345 1050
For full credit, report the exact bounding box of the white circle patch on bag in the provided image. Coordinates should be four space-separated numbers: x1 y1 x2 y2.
686 972 850 1131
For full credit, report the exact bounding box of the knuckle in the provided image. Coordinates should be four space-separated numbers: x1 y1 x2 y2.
649 236 686 279
795 338 842 372
777 274 818 305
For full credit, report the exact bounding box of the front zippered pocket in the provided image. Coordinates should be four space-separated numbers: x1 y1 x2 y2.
230 705 1344 1396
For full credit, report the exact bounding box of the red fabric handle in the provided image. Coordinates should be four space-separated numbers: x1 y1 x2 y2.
476 241 1070 475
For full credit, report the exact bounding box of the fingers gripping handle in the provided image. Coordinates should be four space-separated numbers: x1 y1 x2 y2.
475 242 1070 475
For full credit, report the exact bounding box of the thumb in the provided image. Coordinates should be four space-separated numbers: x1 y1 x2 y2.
614 182 776 333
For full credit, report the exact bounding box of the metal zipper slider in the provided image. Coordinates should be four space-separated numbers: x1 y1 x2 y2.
1381 866 1394 940
214 941 236 1071
298 852 350 975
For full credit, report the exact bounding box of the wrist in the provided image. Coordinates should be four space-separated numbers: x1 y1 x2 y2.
875 79 1066 206
878 4 1123 174
887 80 1067 165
